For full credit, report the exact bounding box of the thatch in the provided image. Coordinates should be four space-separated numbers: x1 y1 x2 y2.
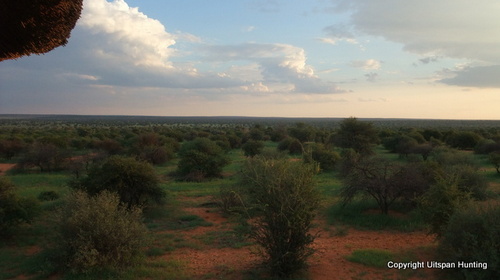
0 0 83 61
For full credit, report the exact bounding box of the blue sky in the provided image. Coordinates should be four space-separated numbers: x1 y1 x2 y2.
1 0 500 119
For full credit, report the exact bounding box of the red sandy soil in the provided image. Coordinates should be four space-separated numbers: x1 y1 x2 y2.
165 197 438 280
0 163 16 175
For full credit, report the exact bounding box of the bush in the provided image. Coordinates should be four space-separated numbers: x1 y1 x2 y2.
56 191 147 272
240 157 320 277
438 203 500 280
277 137 302 154
418 176 471 237
38 191 60 201
73 155 164 208
340 157 431 214
0 177 39 236
307 143 340 171
177 138 230 180
241 140 264 157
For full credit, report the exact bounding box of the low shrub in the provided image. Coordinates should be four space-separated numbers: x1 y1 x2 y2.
438 203 500 280
0 177 39 236
38 191 59 201
56 191 148 273
418 176 471 237
240 157 320 277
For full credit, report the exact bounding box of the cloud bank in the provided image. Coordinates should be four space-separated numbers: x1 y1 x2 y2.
332 0 500 88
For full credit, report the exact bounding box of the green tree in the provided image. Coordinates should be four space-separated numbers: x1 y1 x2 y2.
17 142 69 172
334 117 378 155
177 138 230 180
288 122 315 143
489 151 500 173
446 131 482 150
306 143 340 171
74 156 164 208
242 140 264 157
340 157 430 214
240 157 320 277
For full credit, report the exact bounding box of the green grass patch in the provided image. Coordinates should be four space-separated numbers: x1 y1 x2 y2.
8 172 71 199
327 199 425 232
345 249 394 268
196 229 252 249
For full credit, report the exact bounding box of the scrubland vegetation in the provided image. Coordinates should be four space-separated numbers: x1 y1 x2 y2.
0 115 499 279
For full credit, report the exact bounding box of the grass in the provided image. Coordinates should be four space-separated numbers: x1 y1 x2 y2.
1 145 498 279
327 199 426 232
345 248 394 268
8 172 72 199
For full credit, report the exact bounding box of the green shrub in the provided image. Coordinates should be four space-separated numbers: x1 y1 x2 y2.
438 203 500 280
240 157 320 277
73 155 164 208
241 140 264 157
306 143 340 171
0 177 39 236
56 191 148 272
38 191 60 201
177 138 230 180
418 176 471 237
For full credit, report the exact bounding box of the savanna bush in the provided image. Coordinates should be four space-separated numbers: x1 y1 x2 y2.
240 156 320 277
72 155 164 208
0 177 39 236
177 138 230 180
438 203 500 280
418 176 471 237
56 191 147 272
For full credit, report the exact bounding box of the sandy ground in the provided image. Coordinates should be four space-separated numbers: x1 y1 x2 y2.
165 197 438 280
0 163 16 175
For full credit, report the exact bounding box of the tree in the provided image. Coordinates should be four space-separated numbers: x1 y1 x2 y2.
277 137 303 154
0 138 25 160
340 157 430 214
74 156 164 209
131 133 175 165
56 191 147 272
17 142 68 172
242 140 264 157
305 143 340 171
334 117 378 155
446 131 482 150
288 122 315 143
240 157 320 277
1 0 83 61
177 138 230 180
489 151 500 173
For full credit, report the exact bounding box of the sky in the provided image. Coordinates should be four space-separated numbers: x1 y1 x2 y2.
1 0 500 119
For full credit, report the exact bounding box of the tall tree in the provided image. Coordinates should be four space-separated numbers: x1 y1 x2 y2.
334 117 378 155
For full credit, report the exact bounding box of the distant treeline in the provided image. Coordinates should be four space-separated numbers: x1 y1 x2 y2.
1 114 500 129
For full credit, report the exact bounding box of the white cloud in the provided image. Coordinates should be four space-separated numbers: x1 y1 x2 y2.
203 43 347 93
80 0 176 68
334 0 500 63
